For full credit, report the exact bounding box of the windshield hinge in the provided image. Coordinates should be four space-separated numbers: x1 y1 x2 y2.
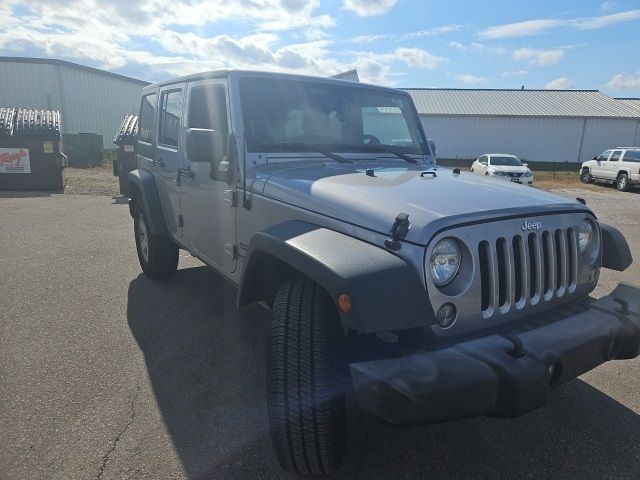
177 214 184 228
384 213 410 251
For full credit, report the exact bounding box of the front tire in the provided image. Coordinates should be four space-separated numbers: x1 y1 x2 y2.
133 203 179 279
617 173 630 192
268 278 346 476
580 169 593 184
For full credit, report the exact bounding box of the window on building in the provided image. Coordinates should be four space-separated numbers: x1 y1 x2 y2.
159 90 183 148
139 93 156 144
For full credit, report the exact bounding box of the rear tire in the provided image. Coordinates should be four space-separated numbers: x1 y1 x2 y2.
617 173 630 192
580 169 593 184
268 278 346 476
133 203 179 279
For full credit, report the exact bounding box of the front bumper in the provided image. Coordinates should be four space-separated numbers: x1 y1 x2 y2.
350 283 640 425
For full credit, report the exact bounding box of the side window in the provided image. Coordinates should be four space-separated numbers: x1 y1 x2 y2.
139 93 156 144
159 90 183 148
188 86 228 133
598 150 612 161
622 150 640 163
482 156 489 164
610 150 622 161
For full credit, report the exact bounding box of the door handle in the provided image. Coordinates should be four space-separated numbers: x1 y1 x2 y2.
152 158 165 168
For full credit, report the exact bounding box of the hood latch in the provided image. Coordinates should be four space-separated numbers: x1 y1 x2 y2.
384 213 410 251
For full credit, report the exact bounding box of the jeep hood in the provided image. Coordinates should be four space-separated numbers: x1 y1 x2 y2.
258 163 586 245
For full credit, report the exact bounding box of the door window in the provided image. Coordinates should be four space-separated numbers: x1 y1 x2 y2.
598 150 612 161
188 86 228 136
139 93 156 144
609 150 622 161
159 90 183 148
622 150 640 163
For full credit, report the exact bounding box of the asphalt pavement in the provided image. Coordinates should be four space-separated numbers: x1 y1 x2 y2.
1 188 639 480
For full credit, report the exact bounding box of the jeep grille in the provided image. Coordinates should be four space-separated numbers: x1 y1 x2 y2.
478 227 578 318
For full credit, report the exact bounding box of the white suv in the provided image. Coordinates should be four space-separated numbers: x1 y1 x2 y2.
581 147 640 191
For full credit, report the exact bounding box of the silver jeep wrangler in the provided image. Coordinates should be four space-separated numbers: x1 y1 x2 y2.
128 70 639 476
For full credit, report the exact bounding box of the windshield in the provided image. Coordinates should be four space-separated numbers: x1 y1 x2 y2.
239 77 427 155
490 156 522 166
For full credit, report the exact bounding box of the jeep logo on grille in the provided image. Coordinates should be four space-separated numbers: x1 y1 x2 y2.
521 220 542 231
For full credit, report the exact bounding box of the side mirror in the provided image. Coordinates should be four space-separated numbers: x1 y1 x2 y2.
186 128 232 183
427 139 437 157
522 162 528 167
592 155 598 160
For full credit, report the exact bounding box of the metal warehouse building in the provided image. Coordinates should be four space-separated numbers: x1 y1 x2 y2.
0 57 148 148
402 89 640 164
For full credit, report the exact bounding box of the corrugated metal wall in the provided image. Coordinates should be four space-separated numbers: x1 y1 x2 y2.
421 115 640 163
0 61 145 148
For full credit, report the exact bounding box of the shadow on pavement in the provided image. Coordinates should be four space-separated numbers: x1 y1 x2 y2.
128 266 640 480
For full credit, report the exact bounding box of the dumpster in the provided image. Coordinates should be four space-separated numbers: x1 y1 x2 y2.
0 108 66 191
112 115 138 195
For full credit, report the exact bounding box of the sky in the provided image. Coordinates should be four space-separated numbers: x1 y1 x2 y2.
1 0 639 96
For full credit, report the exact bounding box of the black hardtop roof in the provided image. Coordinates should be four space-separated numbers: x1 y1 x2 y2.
142 69 404 95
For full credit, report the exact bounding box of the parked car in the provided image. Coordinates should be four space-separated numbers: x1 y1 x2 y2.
580 147 640 191
127 70 638 476
470 153 534 185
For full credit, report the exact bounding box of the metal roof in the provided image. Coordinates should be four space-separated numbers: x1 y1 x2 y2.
113 115 138 144
0 108 62 139
0 56 150 86
615 98 640 114
402 88 640 118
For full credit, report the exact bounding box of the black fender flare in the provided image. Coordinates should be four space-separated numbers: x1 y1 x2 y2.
127 169 168 236
237 221 436 334
600 223 632 271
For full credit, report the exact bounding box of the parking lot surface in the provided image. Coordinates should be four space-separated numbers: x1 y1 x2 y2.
1 187 639 480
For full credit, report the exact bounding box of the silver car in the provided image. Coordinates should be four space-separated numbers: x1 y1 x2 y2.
127 70 638 476
471 153 534 185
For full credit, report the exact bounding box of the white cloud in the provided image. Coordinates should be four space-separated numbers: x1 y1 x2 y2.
350 34 390 44
394 47 446 69
455 74 485 85
572 9 640 29
606 72 640 89
402 25 464 39
545 77 575 89
479 9 640 39
479 19 562 39
448 41 466 50
513 48 564 66
343 0 398 17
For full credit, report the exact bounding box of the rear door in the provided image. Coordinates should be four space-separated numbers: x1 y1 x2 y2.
180 79 237 273
604 150 623 180
155 84 185 238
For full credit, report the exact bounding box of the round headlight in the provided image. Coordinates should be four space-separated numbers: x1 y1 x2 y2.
578 219 594 253
429 238 461 286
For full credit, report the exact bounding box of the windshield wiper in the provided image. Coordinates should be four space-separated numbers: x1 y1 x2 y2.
363 145 418 164
255 143 351 163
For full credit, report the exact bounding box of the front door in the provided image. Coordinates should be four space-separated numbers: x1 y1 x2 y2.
592 150 611 179
155 84 186 237
180 80 237 273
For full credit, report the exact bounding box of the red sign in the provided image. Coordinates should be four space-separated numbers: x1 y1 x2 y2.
0 148 31 173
